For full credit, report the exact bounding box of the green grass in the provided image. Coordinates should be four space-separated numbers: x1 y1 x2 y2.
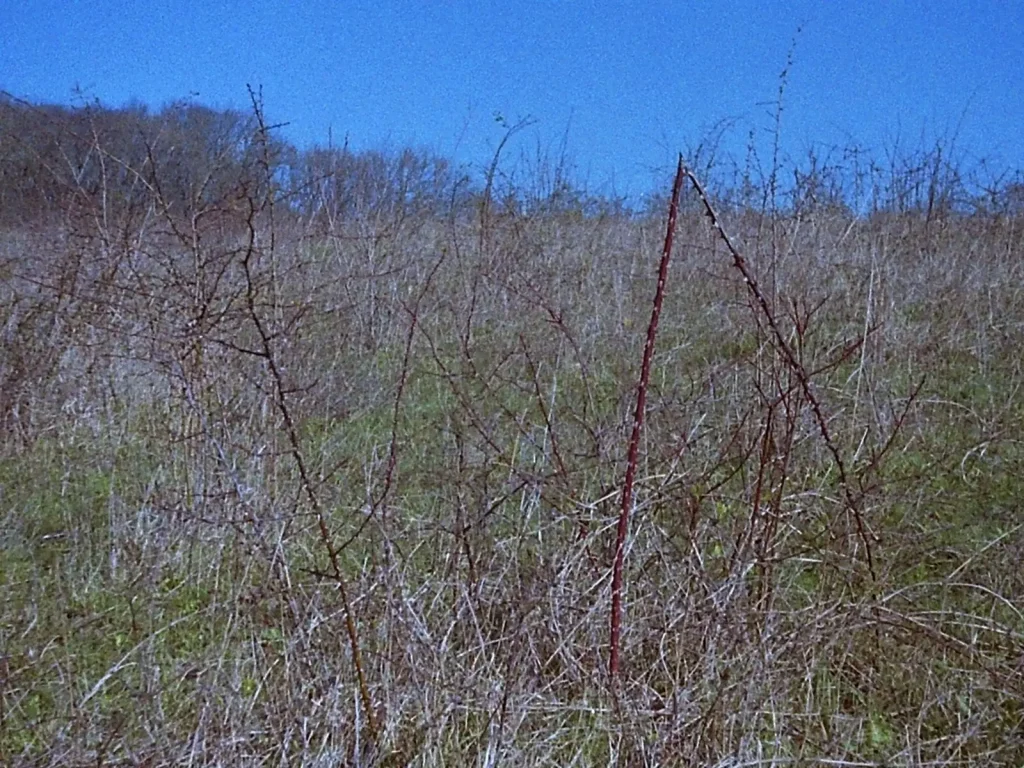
2 199 1024 765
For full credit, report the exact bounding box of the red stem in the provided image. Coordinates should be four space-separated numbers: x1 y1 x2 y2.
609 154 685 679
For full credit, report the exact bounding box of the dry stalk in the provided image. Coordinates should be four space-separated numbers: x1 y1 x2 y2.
374 250 447 525
237 96 380 741
609 154 685 680
682 165 878 582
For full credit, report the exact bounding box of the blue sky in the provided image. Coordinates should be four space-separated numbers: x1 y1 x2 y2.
2 1 1021 200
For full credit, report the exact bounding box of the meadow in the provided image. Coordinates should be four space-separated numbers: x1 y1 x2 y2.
1 99 1023 765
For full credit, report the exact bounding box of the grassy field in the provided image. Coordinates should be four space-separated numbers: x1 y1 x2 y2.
1 155 1023 766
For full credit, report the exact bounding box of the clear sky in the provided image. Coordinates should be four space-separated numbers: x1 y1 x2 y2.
2 1 1021 200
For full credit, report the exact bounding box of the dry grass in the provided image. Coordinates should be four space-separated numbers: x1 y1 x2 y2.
1 127 1023 767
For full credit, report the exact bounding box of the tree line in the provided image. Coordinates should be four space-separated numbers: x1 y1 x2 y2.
0 92 469 233
1 91 1022 235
